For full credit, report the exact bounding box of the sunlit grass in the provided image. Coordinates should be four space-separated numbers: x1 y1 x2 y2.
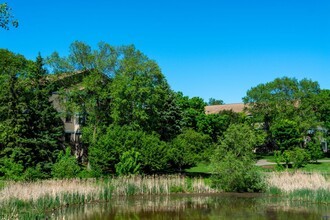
185 163 211 173
300 162 330 172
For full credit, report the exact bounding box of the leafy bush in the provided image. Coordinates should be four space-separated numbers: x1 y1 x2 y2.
23 164 48 181
89 125 170 175
290 147 310 169
115 148 141 176
51 148 81 179
0 157 24 181
168 129 212 171
307 139 324 162
275 147 310 169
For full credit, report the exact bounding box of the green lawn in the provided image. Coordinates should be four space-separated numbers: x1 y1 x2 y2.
256 153 276 162
185 163 212 174
300 162 330 172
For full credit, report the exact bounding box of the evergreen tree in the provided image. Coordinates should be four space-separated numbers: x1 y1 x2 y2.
23 54 63 174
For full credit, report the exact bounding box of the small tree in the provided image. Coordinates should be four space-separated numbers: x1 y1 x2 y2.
210 124 265 192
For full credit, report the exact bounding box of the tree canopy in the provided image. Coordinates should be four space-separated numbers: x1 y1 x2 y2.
0 3 18 30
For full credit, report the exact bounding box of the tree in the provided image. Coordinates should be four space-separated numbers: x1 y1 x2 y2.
197 110 245 142
22 54 64 173
210 124 265 192
0 50 63 178
46 41 119 161
270 119 302 152
243 77 320 151
176 92 206 130
208 98 224 105
110 45 181 140
0 3 18 30
0 49 31 178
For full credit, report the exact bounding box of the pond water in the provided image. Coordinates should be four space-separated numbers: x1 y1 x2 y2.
54 193 330 220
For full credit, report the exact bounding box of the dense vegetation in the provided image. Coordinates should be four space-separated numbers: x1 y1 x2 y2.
0 41 329 193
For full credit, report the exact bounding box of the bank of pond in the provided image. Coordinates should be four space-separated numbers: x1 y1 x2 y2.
0 172 329 219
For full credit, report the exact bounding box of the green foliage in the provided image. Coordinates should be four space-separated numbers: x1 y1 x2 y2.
0 157 24 181
176 92 206 130
169 129 212 171
306 139 324 163
243 77 321 151
110 46 181 140
210 124 265 192
23 165 48 181
270 119 302 151
0 3 18 30
115 148 141 176
274 148 310 169
89 125 169 175
208 98 224 105
211 152 265 192
197 110 244 142
52 148 81 179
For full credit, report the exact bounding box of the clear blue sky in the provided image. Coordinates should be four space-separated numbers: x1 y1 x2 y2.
1 0 329 104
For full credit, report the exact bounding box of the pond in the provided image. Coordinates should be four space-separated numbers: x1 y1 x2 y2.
54 193 330 220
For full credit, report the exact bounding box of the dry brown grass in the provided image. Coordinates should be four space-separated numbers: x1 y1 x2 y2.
0 175 215 204
0 179 100 203
267 172 330 193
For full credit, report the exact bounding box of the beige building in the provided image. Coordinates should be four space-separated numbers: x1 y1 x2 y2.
205 103 246 114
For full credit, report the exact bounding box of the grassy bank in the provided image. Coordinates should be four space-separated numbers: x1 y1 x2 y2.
0 175 216 219
267 172 330 204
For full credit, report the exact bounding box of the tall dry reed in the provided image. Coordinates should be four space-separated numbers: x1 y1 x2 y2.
0 175 216 219
267 172 330 193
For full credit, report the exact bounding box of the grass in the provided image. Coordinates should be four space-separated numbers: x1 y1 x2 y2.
185 163 211 174
300 162 330 172
0 175 217 219
256 153 276 162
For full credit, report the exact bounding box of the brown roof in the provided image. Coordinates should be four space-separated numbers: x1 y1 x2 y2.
205 103 246 114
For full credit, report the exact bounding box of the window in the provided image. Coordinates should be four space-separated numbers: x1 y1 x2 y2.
65 133 72 142
65 113 72 123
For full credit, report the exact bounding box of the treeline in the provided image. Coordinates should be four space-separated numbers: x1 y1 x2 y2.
0 41 329 186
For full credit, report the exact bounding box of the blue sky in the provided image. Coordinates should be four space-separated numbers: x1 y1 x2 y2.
1 0 329 104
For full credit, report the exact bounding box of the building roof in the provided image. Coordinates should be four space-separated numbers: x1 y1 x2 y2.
205 103 246 114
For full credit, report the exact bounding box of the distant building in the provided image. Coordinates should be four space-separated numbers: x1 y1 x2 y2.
205 103 246 114
48 71 89 159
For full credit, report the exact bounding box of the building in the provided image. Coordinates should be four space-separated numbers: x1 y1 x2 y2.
205 103 246 114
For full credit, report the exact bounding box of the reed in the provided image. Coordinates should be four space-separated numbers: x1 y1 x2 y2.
266 172 330 204
0 175 215 219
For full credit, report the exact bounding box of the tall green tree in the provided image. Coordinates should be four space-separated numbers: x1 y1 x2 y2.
23 54 63 173
0 50 63 178
46 41 119 160
243 77 320 151
0 49 31 178
110 45 181 140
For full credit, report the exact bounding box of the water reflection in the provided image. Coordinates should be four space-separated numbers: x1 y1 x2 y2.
54 193 330 220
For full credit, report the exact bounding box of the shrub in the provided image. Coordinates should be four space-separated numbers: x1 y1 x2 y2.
115 148 141 176
0 157 24 181
51 148 81 179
